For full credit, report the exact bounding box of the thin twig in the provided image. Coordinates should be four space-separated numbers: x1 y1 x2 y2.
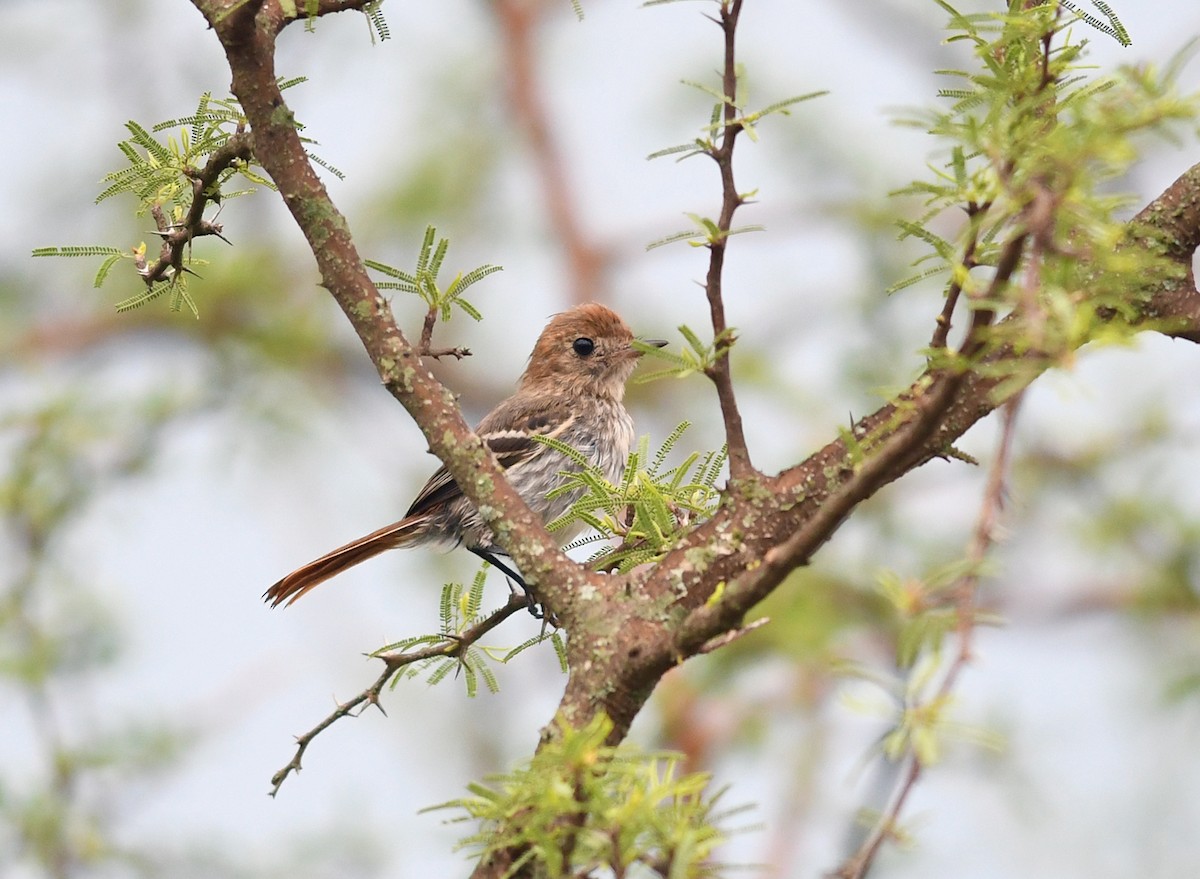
418 306 471 360
312 0 375 15
695 616 769 655
703 0 754 481
137 129 253 288
831 392 1024 879
269 593 529 796
929 202 987 350
675 217 1029 656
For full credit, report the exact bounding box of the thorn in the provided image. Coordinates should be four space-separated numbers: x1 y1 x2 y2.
696 616 770 655
199 220 232 246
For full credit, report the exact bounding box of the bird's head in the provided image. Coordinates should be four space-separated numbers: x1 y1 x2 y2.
519 303 666 400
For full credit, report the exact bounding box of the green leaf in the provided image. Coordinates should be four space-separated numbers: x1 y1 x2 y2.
92 252 126 288
306 151 345 180
431 715 738 875
646 140 710 162
680 78 733 106
646 228 707 250
124 121 172 165
115 282 172 313
886 264 950 295
551 632 568 673
32 245 122 258
369 226 500 329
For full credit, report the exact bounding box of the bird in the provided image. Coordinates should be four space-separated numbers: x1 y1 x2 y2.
264 303 667 608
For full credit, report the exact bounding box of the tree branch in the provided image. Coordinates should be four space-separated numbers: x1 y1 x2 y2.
137 130 252 287
311 0 375 15
269 593 529 796
183 2 1200 872
831 392 1024 879
667 161 1200 641
419 305 471 360
929 202 986 349
551 162 1200 762
704 0 754 482
673 225 1028 655
1126 162 1200 341
192 0 597 628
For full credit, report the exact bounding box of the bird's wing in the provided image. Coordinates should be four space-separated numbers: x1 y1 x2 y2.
403 397 576 518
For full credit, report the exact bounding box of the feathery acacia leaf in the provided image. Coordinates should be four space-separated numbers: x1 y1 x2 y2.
368 226 500 329
539 423 726 574
435 715 738 876
32 245 122 258
884 0 1197 406
38 79 343 314
646 140 711 162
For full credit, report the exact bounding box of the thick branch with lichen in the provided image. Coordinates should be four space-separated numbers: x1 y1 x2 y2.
191 0 595 627
537 162 1200 757
659 160 1200 673
203 0 1200 770
180 3 1200 876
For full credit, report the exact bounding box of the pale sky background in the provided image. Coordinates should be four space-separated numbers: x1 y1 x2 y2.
4 1 1200 877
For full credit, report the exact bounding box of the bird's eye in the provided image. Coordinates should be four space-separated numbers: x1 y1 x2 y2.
572 337 595 357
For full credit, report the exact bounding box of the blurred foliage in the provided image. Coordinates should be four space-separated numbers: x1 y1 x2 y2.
363 87 500 235
0 366 392 876
5 0 1200 876
3 227 392 876
633 6 1200 872
434 714 747 879
0 389 189 876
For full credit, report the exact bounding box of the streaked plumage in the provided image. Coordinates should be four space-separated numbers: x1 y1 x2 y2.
264 303 664 607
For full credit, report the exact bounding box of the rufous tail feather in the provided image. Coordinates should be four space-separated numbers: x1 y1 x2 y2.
264 517 423 607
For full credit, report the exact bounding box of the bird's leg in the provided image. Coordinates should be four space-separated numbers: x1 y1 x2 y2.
470 548 545 619
470 548 526 587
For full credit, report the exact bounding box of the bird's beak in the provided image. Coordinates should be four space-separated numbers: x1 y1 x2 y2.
627 338 668 360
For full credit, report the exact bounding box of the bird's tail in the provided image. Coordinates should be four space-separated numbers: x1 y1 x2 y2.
264 517 425 608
